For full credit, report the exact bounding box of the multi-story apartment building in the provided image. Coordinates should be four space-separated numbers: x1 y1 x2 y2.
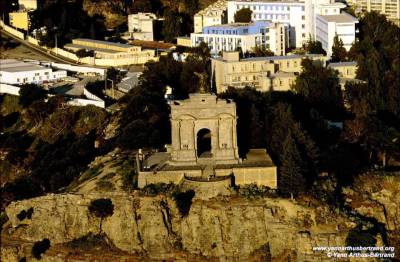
191 21 286 55
227 0 306 48
18 0 40 10
328 61 357 79
194 0 228 33
227 0 348 48
316 12 358 56
211 51 326 93
347 0 399 25
128 13 156 41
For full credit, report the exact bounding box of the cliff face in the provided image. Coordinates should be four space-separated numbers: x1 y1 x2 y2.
83 0 126 29
343 172 400 252
2 192 354 261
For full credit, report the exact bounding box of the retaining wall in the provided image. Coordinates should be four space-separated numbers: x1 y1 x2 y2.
0 84 21 96
0 20 25 39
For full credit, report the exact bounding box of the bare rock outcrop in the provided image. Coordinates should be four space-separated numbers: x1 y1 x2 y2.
2 192 356 261
342 172 400 256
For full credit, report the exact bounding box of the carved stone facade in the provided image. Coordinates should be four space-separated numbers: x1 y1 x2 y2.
170 93 240 165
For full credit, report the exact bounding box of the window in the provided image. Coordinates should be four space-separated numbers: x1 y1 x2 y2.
302 15 305 20
17 78 20 82
35 73 40 76
302 24 305 29
302 6 305 11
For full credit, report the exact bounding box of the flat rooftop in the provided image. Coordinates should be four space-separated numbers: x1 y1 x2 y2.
143 149 275 172
328 61 357 67
0 59 47 72
73 38 135 49
213 53 325 62
64 43 120 54
318 13 358 23
228 0 304 4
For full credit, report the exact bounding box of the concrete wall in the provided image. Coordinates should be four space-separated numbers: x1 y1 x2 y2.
214 166 278 189
50 63 105 77
53 48 80 61
27 36 40 46
67 98 105 108
0 84 21 96
138 170 202 188
0 20 25 39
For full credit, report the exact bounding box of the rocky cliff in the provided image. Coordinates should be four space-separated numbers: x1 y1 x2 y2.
2 192 355 261
343 172 400 254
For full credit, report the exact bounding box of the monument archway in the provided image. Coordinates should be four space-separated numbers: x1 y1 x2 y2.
169 93 239 165
197 128 212 158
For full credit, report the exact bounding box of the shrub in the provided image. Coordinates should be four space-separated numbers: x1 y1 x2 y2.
67 233 113 251
95 180 115 191
19 84 47 108
31 238 50 259
172 190 195 217
140 183 179 196
237 184 272 199
16 207 34 221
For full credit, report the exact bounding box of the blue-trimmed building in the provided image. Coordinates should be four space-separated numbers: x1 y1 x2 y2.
191 20 286 55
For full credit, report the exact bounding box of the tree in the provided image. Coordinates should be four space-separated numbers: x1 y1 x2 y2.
162 10 182 42
304 40 326 55
292 59 344 119
250 46 275 57
106 67 127 85
331 35 347 62
279 131 307 198
75 49 94 58
234 8 252 23
31 239 51 259
88 198 114 233
19 84 47 108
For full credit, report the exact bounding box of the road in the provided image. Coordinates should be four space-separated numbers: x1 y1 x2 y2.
1 29 106 69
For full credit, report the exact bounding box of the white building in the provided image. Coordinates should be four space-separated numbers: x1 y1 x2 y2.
194 0 227 33
227 0 347 48
316 12 358 56
0 59 67 85
18 0 39 10
128 13 156 41
347 0 400 26
191 20 286 55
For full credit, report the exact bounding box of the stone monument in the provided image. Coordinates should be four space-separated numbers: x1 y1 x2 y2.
137 77 277 193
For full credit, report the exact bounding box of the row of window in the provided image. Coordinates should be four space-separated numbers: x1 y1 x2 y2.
237 4 305 11
16 75 51 82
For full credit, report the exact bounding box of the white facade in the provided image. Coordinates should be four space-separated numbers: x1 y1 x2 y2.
347 0 400 26
191 21 286 55
227 0 346 48
316 13 358 56
128 13 156 41
18 0 38 10
0 59 67 85
228 1 306 48
194 0 227 33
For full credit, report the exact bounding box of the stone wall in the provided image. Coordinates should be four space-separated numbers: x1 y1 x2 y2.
138 170 202 188
215 166 278 189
